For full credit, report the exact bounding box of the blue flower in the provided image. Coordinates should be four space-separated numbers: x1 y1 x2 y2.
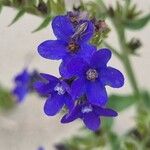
37 146 45 150
34 73 74 116
38 15 96 78
66 49 124 106
61 102 118 131
12 68 30 102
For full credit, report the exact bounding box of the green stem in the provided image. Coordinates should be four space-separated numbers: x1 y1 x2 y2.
103 41 122 60
114 22 140 97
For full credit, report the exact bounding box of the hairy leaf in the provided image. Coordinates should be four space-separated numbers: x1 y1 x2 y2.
50 0 65 15
0 2 2 14
47 0 51 14
32 15 51 32
124 14 150 30
9 9 26 26
101 118 114 130
108 94 137 112
0 86 15 110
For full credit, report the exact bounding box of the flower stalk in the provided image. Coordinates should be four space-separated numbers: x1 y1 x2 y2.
114 22 140 97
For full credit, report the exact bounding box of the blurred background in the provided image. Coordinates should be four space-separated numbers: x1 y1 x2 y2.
0 0 149 149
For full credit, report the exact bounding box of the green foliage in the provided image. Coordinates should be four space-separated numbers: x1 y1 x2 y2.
1 0 66 31
107 0 149 31
82 0 107 19
49 0 65 16
121 138 139 150
127 38 141 56
101 117 113 131
0 86 15 110
91 26 110 47
0 2 3 14
9 8 26 26
142 90 150 107
61 130 110 150
32 15 51 32
107 94 138 112
109 132 120 150
120 99 150 150
124 14 150 30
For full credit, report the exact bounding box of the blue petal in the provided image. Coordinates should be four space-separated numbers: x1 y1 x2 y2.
77 43 96 61
64 94 74 112
37 146 45 150
78 20 94 43
66 57 89 77
34 82 54 95
44 95 64 116
38 40 67 60
13 86 27 102
83 112 100 131
40 73 59 83
90 49 112 68
61 105 81 123
94 106 118 117
59 44 96 78
71 78 86 100
100 67 124 88
86 81 108 106
52 16 74 41
59 58 73 78
15 69 29 85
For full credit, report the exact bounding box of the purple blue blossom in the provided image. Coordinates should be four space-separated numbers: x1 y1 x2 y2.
37 146 45 150
12 69 42 102
12 68 30 102
34 73 74 116
38 15 96 78
35 12 125 131
61 102 118 131
66 49 124 106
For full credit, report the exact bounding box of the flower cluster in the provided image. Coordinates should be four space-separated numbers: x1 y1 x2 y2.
12 68 41 102
35 12 124 131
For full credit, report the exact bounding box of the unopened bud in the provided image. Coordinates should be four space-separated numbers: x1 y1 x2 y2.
37 0 47 14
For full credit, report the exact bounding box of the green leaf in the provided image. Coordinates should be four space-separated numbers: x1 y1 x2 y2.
0 2 3 14
101 118 114 130
85 1 107 19
124 14 150 30
50 0 65 16
25 6 38 14
141 91 150 108
32 15 51 32
0 86 15 110
108 94 137 112
47 0 51 14
109 132 120 150
28 0 37 5
9 8 26 26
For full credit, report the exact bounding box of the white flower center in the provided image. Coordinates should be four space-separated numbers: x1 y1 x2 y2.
54 83 65 95
82 105 93 113
86 69 98 81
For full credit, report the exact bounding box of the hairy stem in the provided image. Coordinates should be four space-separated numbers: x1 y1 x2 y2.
103 41 122 60
114 21 140 97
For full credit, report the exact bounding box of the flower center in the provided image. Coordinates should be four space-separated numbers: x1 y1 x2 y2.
70 16 78 25
67 12 79 26
82 105 93 113
86 69 98 81
54 83 66 95
68 41 79 53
